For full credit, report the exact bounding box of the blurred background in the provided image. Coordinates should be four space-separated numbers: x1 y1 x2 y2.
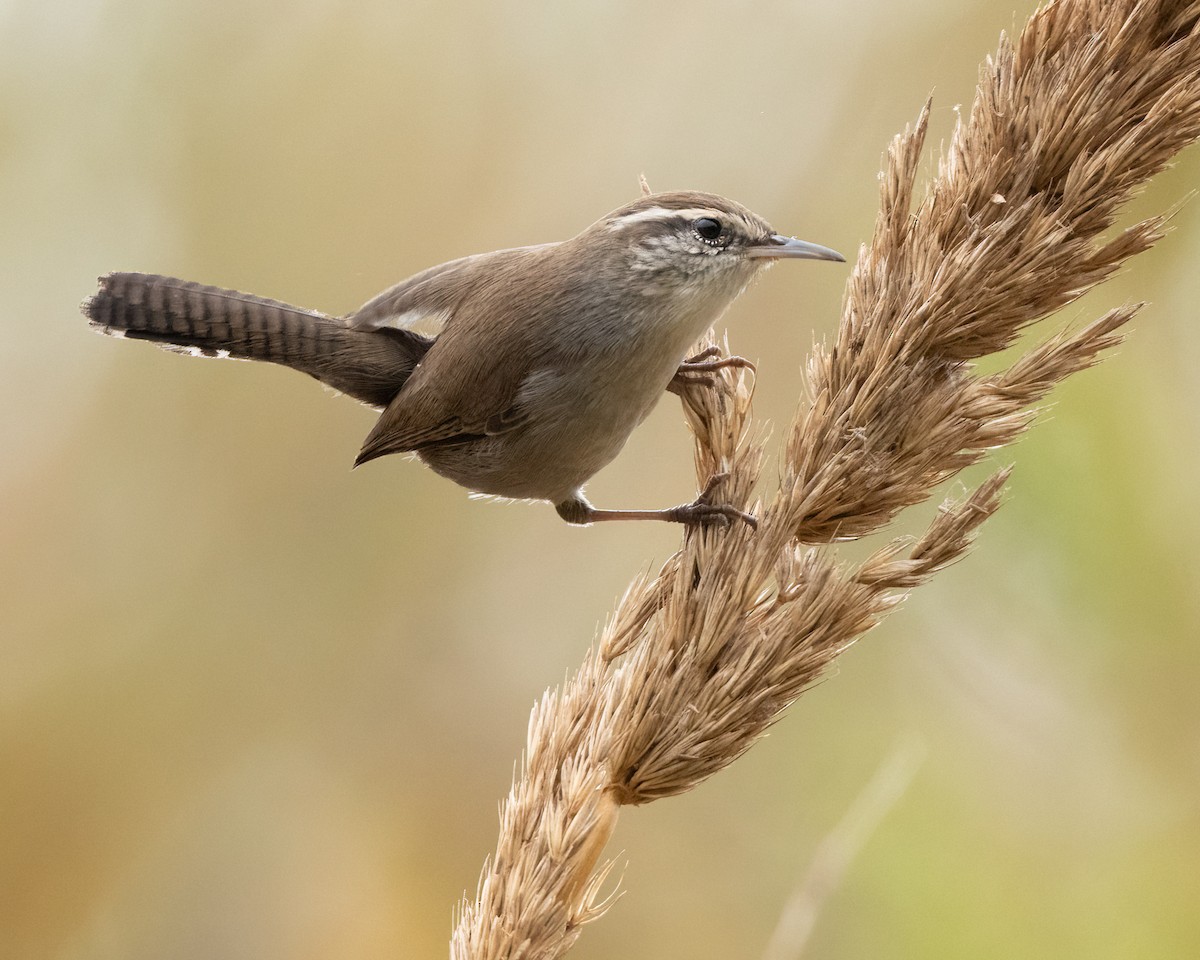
3 1 1199 958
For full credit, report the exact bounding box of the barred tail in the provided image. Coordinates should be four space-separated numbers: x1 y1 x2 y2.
84 272 431 408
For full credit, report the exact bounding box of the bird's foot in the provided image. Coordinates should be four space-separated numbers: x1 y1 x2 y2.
667 348 756 394
663 473 758 529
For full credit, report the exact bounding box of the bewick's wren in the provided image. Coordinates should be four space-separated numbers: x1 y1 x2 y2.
84 190 843 526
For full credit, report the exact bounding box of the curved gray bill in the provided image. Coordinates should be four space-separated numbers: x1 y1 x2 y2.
746 235 845 262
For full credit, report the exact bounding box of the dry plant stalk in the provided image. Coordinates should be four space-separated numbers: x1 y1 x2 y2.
450 2 1200 958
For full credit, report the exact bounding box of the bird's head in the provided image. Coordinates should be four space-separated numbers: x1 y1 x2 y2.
581 190 844 301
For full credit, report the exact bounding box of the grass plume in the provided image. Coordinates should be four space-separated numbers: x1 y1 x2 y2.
450 2 1200 957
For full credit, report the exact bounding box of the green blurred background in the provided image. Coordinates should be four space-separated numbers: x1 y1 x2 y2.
3 1 1198 958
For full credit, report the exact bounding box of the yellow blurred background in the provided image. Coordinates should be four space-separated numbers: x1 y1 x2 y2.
3 1 1198 958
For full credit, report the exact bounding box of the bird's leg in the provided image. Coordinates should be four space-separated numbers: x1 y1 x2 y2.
555 474 757 529
667 347 756 395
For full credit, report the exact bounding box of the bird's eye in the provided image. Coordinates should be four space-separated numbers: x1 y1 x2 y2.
694 217 723 242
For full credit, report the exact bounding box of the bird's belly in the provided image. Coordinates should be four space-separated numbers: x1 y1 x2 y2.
418 365 671 504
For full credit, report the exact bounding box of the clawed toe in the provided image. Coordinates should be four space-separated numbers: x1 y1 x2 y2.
669 351 757 395
672 355 753 396
674 502 758 528
667 473 758 529
677 353 756 376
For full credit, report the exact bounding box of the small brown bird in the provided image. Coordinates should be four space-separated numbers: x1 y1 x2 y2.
84 191 843 526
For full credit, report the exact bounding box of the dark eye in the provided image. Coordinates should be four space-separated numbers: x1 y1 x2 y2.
694 217 723 242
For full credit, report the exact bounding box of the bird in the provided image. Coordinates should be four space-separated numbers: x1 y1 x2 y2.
83 190 844 527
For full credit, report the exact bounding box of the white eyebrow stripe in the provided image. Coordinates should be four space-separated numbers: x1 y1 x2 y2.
607 206 722 228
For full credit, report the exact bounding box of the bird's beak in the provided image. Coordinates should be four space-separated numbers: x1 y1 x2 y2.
745 234 845 262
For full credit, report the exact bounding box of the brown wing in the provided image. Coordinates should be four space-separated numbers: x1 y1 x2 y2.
352 333 536 464
351 244 563 466
353 397 530 465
